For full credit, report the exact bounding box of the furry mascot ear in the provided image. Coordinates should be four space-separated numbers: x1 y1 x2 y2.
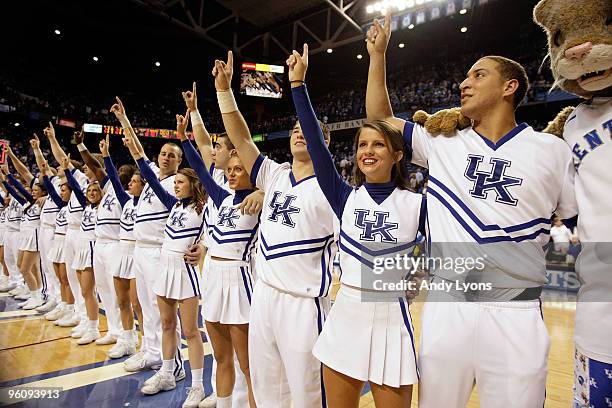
542 106 575 138
413 108 472 136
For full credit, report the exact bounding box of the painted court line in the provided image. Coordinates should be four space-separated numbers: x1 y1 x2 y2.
0 343 213 403
0 310 39 319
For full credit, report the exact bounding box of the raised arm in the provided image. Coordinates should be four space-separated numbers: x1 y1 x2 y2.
43 122 73 168
181 82 215 170
288 44 351 220
213 51 260 174
123 132 177 210
5 144 34 185
7 174 33 203
100 135 130 208
365 15 405 130
74 127 107 183
110 97 147 160
0 166 28 206
178 113 228 208
64 165 86 207
42 172 67 208
30 134 51 176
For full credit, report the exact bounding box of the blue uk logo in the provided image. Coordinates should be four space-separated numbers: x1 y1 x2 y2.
464 155 522 206
217 206 240 228
354 209 398 243
142 189 155 204
102 196 116 211
268 191 300 228
123 209 136 222
170 212 186 228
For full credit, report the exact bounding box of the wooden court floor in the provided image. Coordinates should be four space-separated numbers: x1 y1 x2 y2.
0 288 575 407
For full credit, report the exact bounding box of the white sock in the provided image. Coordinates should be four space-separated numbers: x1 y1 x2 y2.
87 320 99 330
161 359 174 376
121 329 133 342
191 368 204 390
217 395 232 408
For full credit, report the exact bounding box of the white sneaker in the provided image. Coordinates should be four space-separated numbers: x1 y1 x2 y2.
15 291 32 301
17 299 30 307
22 297 44 310
183 387 205 408
141 372 176 395
108 341 136 359
71 324 88 339
77 330 101 345
45 305 64 321
95 333 117 346
198 392 217 408
125 355 161 372
0 281 16 292
12 285 30 298
56 312 80 327
36 299 58 313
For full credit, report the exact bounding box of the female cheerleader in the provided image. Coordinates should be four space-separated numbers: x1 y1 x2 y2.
99 135 145 359
177 107 259 408
123 131 207 408
63 157 103 344
288 44 424 407
0 163 48 310
40 162 77 324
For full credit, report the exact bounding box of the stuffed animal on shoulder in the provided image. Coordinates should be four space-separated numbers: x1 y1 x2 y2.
415 0 612 136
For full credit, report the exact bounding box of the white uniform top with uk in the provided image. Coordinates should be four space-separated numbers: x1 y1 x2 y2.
55 207 68 234
134 157 203 253
95 178 122 241
404 120 578 288
65 169 89 230
102 156 138 242
562 97 612 364
181 139 259 262
21 202 41 230
250 155 336 298
0 207 6 233
65 170 98 241
202 164 229 248
41 176 62 229
5 199 23 233
3 177 37 230
134 161 175 246
43 175 68 235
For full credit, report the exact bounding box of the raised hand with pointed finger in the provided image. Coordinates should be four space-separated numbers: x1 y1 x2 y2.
176 109 190 141
74 127 84 145
212 50 234 91
366 14 391 56
182 82 198 111
99 134 110 157
43 122 55 139
110 96 128 121
287 43 309 84
29 134 40 149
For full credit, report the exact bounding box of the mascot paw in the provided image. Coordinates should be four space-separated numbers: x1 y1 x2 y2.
413 108 471 136
543 106 575 138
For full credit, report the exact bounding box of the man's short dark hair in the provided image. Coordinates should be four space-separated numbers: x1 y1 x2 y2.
483 56 530 109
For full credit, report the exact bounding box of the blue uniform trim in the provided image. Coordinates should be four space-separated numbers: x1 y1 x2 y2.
428 187 550 243
250 155 265 186
475 122 528 151
288 172 316 187
318 236 335 298
314 297 327 408
135 214 170 224
339 230 415 257
402 121 415 162
338 241 375 270
240 266 252 304
398 298 419 379
260 233 334 251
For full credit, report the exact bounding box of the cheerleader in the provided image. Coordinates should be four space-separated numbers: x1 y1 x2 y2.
3 181 24 298
99 135 145 359
40 162 77 325
0 190 10 292
123 131 206 408
63 157 103 345
288 45 423 407
0 165 48 310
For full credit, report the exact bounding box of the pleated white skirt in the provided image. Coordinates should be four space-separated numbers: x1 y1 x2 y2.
153 249 201 300
112 241 136 279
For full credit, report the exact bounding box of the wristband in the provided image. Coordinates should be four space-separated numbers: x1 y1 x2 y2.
77 143 88 152
190 110 204 126
217 90 238 114
290 80 305 84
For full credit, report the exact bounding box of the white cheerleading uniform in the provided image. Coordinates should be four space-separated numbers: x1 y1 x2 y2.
182 140 259 323
115 197 138 279
402 120 578 408
63 169 90 320
292 84 423 388
19 203 41 252
248 150 336 407
3 198 23 285
40 176 63 302
72 204 97 270
0 206 6 247
562 98 612 406
48 206 67 264
133 158 183 368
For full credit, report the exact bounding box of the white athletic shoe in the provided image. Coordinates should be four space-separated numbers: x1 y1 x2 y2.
183 387 206 408
95 333 117 346
198 392 217 408
77 330 101 345
45 305 64 321
107 341 136 359
124 355 162 372
9 285 25 296
71 324 88 339
123 350 145 366
14 291 32 301
141 372 176 395
36 299 58 313
56 312 80 327
0 281 16 292
22 297 44 310
17 299 30 308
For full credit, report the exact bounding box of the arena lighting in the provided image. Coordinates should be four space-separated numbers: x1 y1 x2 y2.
326 48 333 53
357 54 363 59
408 24 415 29
399 43 405 48
54 29 61 35
365 0 435 14
14 123 20 127
461 26 468 32
92 56 99 62
460 8 467 14
155 61 161 67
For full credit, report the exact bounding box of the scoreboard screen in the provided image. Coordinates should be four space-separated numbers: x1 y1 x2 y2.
240 62 284 99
